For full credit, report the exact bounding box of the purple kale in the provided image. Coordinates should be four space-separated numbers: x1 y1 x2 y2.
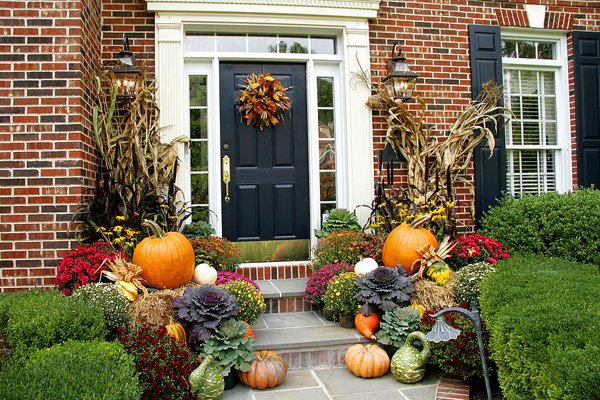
172 285 238 343
354 266 414 316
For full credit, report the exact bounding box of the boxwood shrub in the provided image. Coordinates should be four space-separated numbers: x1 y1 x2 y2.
0 340 141 399
479 188 600 265
479 254 600 400
0 289 106 357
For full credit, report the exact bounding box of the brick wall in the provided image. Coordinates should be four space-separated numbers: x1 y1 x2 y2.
369 0 600 231
0 1 102 292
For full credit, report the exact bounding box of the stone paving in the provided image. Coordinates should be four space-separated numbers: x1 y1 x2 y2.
222 367 439 400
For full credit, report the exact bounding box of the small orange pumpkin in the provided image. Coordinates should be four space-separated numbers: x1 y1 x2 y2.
382 222 438 273
345 343 390 378
132 219 195 289
165 322 187 345
241 321 256 339
355 312 380 340
238 350 288 389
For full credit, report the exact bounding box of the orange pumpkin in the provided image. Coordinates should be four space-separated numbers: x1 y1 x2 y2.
238 350 288 389
165 322 187 345
241 321 256 339
355 312 380 340
132 219 195 289
345 343 390 378
382 222 438 273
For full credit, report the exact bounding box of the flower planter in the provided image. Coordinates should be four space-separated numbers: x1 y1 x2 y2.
222 368 238 390
338 313 356 328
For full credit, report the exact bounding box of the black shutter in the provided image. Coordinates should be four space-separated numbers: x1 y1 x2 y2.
469 25 505 225
573 31 600 188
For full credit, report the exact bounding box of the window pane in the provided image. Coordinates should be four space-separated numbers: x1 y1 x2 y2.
518 41 536 58
191 206 209 223
319 141 335 170
317 77 333 107
318 110 335 139
507 150 556 195
248 35 277 53
190 109 207 139
521 96 540 120
278 37 308 53
189 76 207 107
320 172 336 201
519 71 538 94
186 34 214 52
537 42 554 59
502 40 517 58
190 141 208 171
320 203 336 218
191 174 209 204
541 71 555 93
522 122 540 145
217 35 246 52
311 37 336 54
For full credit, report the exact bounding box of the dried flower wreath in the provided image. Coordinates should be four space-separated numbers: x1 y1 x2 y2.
238 73 291 130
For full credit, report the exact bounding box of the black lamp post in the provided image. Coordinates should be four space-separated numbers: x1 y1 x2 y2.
424 300 493 400
382 42 419 102
112 34 140 100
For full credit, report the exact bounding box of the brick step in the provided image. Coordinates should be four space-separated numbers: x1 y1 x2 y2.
251 311 371 370
235 261 312 281
256 278 313 313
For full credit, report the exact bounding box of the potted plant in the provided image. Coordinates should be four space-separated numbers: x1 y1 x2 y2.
322 271 360 327
197 319 255 390
376 306 421 357
354 266 414 316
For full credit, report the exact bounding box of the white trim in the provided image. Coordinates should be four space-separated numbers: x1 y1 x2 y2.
501 30 572 195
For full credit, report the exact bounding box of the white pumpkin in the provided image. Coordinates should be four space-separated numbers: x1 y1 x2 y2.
354 257 379 275
193 263 217 285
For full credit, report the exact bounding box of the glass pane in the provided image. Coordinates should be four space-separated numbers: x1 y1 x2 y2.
318 110 334 138
510 124 523 145
278 37 308 53
190 141 208 171
190 109 207 139
537 42 554 60
191 174 209 204
189 76 207 107
320 172 336 202
217 35 246 52
317 77 333 107
519 71 537 94
502 40 517 58
509 96 521 119
545 121 557 145
186 34 214 52
522 122 540 145
320 203 336 219
319 141 336 170
517 41 536 58
191 206 209 222
544 99 556 121
311 37 336 54
521 96 540 120
541 71 555 94
248 35 277 53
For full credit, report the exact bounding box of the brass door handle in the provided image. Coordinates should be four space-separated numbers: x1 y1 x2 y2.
222 155 231 203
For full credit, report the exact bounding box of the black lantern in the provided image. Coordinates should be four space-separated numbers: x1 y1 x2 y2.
378 142 404 187
382 42 418 102
112 34 140 100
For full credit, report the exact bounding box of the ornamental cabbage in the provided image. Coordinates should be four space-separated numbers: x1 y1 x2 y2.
172 285 238 343
355 266 413 316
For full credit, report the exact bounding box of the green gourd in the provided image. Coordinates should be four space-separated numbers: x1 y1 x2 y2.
189 355 224 400
390 331 430 384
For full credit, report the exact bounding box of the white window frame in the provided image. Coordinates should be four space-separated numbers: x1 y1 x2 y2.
501 29 572 195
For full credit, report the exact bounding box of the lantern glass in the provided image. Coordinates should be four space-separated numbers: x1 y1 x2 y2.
384 76 417 101
113 68 140 99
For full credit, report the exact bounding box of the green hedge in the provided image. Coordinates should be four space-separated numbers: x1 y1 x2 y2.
0 340 141 399
479 188 600 265
479 254 600 400
0 289 106 357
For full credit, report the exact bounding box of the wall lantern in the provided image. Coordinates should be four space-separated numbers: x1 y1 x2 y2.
382 42 419 102
112 34 140 100
424 300 493 400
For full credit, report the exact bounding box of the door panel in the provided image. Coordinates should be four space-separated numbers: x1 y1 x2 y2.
220 63 309 242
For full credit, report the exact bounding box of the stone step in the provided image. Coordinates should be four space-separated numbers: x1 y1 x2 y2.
256 278 313 313
251 311 371 370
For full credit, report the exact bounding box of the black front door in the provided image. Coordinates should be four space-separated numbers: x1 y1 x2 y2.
220 63 309 242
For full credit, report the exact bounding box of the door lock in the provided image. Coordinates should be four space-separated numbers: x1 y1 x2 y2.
222 155 231 203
